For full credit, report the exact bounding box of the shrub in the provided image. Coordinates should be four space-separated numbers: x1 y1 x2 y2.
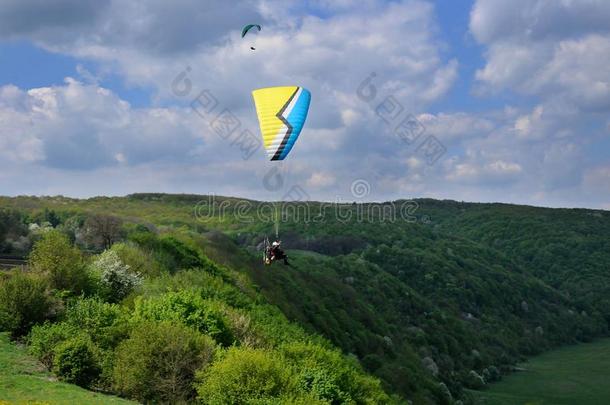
282 342 390 404
29 322 80 369
113 321 215 403
133 290 234 346
0 272 56 337
196 347 292 404
53 335 100 388
90 250 142 302
29 230 90 295
64 297 130 349
464 370 485 389
111 242 164 278
129 232 211 273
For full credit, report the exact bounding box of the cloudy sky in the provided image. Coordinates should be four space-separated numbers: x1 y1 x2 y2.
0 0 609 209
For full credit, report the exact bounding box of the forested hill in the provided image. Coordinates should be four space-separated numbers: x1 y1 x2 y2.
1 194 609 404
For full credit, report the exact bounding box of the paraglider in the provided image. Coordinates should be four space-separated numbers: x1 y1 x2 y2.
241 24 261 50
243 25 312 265
252 86 311 161
263 238 289 265
253 86 311 265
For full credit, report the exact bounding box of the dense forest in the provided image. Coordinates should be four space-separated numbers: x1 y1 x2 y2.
1 194 609 404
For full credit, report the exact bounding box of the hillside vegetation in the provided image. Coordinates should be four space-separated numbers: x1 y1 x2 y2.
0 332 133 404
1 194 609 404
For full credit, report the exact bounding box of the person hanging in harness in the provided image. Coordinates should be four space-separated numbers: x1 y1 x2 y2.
267 240 289 265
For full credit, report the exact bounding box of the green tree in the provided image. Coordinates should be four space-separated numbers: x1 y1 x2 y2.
29 230 90 294
29 321 80 369
90 250 142 302
196 347 292 404
53 335 101 388
133 290 234 346
113 321 215 403
0 272 56 337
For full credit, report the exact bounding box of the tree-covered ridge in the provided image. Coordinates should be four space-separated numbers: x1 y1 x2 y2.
1 194 609 404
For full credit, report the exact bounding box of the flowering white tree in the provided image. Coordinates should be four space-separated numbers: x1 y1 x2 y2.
91 250 142 302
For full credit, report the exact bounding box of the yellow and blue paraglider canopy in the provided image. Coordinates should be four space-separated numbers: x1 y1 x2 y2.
252 86 311 161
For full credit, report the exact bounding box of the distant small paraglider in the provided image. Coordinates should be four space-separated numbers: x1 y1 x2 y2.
242 24 261 51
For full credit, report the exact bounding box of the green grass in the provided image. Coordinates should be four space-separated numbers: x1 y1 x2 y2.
0 333 134 405
473 338 610 405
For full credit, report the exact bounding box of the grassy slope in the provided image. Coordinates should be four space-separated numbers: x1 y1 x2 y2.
0 333 134 405
473 337 610 405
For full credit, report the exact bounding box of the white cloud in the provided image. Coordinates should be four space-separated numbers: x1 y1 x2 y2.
418 112 495 141
472 0 610 113
446 159 522 185
0 0 608 209
306 172 336 189
0 79 204 170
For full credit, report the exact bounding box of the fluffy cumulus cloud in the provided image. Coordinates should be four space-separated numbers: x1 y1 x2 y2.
434 0 610 208
0 0 462 201
0 0 609 208
0 79 205 170
471 0 610 110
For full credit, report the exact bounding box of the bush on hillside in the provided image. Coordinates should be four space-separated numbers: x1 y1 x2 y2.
29 321 80 369
282 341 390 404
29 230 90 295
53 335 101 388
133 290 234 346
195 347 292 404
111 242 164 278
90 250 142 303
0 272 57 337
113 321 215 403
128 232 214 273
64 297 130 349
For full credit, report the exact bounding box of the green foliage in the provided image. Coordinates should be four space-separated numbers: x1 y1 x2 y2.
282 342 390 404
29 299 130 391
464 370 485 389
142 269 255 310
0 208 27 254
113 321 215 403
5 194 610 403
196 347 292 404
0 272 56 337
29 322 80 369
29 230 90 295
111 242 164 278
0 332 134 404
133 290 234 346
129 232 211 273
64 297 129 350
53 335 100 388
90 250 142 303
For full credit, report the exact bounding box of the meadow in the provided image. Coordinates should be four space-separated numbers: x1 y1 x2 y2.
474 338 610 405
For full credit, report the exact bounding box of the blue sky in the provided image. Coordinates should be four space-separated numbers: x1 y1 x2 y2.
0 0 608 209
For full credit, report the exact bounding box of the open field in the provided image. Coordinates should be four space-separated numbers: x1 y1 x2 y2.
473 338 610 405
0 333 134 404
